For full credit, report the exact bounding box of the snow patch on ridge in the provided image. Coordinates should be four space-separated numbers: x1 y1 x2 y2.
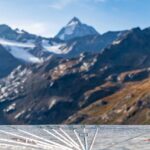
0 38 35 48
42 40 69 54
0 38 42 63
6 46 42 63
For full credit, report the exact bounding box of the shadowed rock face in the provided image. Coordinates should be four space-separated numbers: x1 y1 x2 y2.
0 45 22 78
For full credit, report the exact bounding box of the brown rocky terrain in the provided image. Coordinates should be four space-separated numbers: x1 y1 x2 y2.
65 71 150 125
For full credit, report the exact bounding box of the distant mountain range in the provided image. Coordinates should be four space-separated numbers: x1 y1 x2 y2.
0 17 127 78
0 17 150 125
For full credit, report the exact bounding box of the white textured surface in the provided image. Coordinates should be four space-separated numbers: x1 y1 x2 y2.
7 46 42 63
0 38 43 63
42 40 71 54
0 126 149 150
0 38 35 48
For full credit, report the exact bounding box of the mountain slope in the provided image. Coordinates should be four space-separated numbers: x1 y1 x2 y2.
0 24 54 63
0 24 40 42
64 30 127 57
65 77 150 124
0 45 22 78
1 26 150 124
0 21 150 125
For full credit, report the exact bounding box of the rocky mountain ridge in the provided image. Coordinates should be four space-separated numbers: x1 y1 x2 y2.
0 18 150 124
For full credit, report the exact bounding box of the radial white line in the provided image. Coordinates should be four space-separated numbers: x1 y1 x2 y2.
74 129 86 150
43 129 73 148
0 129 54 149
0 127 100 150
18 129 73 150
60 128 80 148
53 129 76 146
89 128 98 150
53 129 81 150
84 128 88 150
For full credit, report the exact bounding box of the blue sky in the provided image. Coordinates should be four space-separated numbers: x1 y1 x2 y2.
0 0 150 37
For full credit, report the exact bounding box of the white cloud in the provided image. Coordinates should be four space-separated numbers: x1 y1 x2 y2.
95 0 107 2
48 0 110 10
48 0 75 10
94 0 107 2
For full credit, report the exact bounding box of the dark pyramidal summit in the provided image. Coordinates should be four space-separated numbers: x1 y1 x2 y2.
55 17 99 41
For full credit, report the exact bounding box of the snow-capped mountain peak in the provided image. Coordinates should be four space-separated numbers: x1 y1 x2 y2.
67 17 81 26
55 17 99 41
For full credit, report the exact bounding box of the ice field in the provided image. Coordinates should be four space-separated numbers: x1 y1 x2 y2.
0 125 149 150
